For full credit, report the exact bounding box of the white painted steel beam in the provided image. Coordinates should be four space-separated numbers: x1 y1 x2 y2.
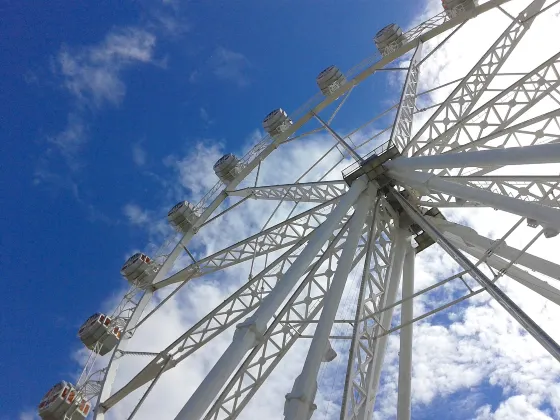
397 243 415 420
389 170 560 231
414 176 560 208
446 235 560 307
358 228 409 420
448 107 560 154
284 185 374 420
391 43 423 152
154 199 340 290
228 181 348 203
388 143 560 171
428 216 560 280
404 0 546 157
174 177 368 420
415 50 560 159
341 200 396 419
392 191 560 364
206 220 371 419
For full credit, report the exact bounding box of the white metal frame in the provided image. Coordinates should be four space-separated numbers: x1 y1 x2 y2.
43 1 560 420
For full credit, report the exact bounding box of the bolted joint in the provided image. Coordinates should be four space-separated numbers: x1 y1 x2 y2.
234 317 266 347
284 392 317 420
283 374 318 420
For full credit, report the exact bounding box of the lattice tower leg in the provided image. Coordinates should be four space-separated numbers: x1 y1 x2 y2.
359 227 409 420
284 184 376 420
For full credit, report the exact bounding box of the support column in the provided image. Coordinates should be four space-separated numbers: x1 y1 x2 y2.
427 216 560 281
392 190 560 364
388 169 560 232
397 243 415 420
360 228 409 420
284 185 375 420
174 177 368 420
446 235 560 307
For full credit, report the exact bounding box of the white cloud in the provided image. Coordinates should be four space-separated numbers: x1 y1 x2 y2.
132 143 147 166
18 410 39 420
475 395 555 420
164 141 225 200
209 47 251 87
46 113 87 171
56 27 157 107
123 203 150 225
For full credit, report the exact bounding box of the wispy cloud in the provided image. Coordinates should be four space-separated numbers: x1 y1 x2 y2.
46 113 87 171
55 27 157 107
18 410 38 420
132 142 147 166
123 203 150 225
209 47 251 87
199 107 213 125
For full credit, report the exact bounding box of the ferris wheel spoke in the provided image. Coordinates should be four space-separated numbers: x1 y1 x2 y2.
101 238 312 412
394 191 560 363
390 169 560 233
445 107 560 155
154 198 342 290
174 177 368 420
389 143 560 171
313 111 364 162
429 216 560 280
342 205 408 419
406 0 548 157
412 174 560 209
417 48 560 158
205 218 370 420
284 185 374 419
443 230 560 306
228 181 348 203
441 175 560 208
391 42 423 153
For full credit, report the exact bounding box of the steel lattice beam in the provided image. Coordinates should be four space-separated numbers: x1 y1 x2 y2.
101 233 334 411
205 219 371 419
154 199 341 289
391 43 423 152
227 181 348 203
414 49 560 160
405 0 546 157
341 202 400 420
412 175 560 208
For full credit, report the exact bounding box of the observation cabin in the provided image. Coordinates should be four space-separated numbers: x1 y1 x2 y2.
374 23 405 54
120 252 158 289
442 0 478 16
263 108 293 137
214 153 243 184
78 313 121 356
316 65 347 97
38 381 90 420
168 201 200 233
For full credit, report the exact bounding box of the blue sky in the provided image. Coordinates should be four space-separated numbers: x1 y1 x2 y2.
5 1 560 419
1 1 423 417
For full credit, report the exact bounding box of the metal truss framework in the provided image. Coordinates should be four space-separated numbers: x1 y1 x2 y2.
228 181 348 204
46 2 560 420
404 0 547 157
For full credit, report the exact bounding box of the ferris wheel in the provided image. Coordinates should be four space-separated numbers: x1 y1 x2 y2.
38 0 560 419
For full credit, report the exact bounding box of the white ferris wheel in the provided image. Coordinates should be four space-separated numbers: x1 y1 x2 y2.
38 0 560 419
